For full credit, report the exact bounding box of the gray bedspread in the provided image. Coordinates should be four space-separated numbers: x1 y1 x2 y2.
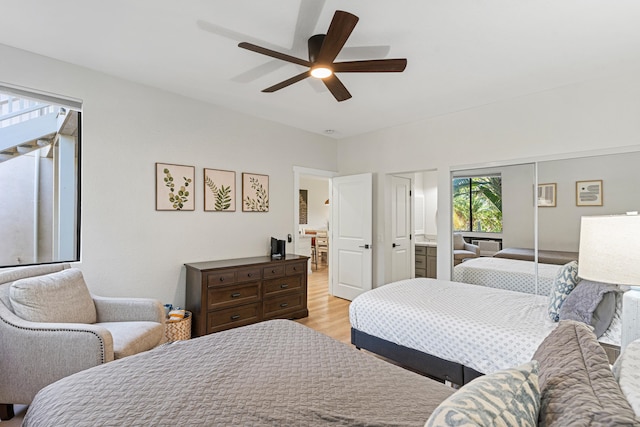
24 320 454 426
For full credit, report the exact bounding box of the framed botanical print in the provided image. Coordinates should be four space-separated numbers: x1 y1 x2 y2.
204 168 236 211
242 173 269 212
156 163 195 211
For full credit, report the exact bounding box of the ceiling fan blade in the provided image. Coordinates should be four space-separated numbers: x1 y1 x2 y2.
333 59 407 73
238 42 311 67
316 11 359 64
322 75 352 102
262 71 311 93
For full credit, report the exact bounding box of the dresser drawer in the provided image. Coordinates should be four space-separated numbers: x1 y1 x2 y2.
263 265 285 279
285 262 306 276
206 271 236 287
415 246 427 256
236 267 261 283
263 275 302 297
207 282 260 310
263 293 304 318
207 303 260 333
415 255 427 268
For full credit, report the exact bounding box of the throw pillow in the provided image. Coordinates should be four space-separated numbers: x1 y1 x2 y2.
559 279 620 337
547 261 580 322
425 361 540 427
533 320 637 426
10 268 97 324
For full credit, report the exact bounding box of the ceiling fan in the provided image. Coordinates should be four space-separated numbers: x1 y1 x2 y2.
238 10 407 102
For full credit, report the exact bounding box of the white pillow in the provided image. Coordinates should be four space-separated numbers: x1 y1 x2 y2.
10 268 97 324
613 338 640 418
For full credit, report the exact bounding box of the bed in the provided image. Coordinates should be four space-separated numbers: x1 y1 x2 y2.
493 247 579 265
23 319 454 427
452 256 562 295
350 278 622 385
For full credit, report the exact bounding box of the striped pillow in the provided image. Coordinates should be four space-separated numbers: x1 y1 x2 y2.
425 361 540 427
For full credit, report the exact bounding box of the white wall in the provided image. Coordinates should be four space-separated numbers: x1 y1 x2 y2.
338 68 640 286
538 151 640 252
0 44 337 306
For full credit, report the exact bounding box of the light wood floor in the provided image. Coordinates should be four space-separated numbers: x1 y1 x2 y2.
295 263 352 344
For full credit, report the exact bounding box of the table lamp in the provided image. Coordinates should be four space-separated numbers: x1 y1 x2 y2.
578 213 640 350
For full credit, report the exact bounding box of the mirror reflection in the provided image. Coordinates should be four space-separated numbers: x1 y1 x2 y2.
452 151 640 296
451 163 540 293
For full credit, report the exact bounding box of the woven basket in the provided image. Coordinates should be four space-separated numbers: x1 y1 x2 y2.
163 311 192 342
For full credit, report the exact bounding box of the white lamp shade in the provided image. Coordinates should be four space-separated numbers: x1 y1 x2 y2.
578 214 640 285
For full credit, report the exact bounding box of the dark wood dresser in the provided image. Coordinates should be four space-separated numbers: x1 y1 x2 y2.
185 255 309 337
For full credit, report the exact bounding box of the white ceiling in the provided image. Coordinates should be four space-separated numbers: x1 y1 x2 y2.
2 0 640 139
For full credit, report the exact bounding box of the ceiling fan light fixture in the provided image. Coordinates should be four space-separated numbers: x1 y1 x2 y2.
310 66 333 79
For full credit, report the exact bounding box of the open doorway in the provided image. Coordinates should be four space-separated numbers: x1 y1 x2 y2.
292 167 335 287
388 169 438 282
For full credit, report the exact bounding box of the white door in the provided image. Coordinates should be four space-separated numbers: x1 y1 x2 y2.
330 173 373 300
391 176 412 282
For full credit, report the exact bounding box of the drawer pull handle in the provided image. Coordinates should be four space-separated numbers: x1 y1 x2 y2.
219 277 225 282
231 292 241 298
280 303 288 308
292 267 297 271
230 315 240 320
271 269 276 274
247 273 252 277
280 284 288 289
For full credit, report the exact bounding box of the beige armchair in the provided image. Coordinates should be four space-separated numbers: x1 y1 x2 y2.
453 233 480 265
0 264 165 420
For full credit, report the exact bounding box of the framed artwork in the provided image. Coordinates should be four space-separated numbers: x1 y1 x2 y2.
156 163 195 211
204 168 236 211
576 180 603 206
299 189 308 224
537 183 556 207
242 173 269 212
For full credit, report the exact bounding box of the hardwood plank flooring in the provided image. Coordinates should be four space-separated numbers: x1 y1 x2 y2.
295 264 352 345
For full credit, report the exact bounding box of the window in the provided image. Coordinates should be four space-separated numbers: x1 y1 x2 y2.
453 175 502 233
0 85 81 267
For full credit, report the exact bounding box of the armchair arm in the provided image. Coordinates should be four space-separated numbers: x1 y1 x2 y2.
464 242 480 255
0 303 114 404
93 295 165 324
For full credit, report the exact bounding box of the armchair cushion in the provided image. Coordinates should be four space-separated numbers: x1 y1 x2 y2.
10 268 96 324
99 321 165 359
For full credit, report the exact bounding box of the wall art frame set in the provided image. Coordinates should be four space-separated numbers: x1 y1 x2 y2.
155 162 269 212
537 179 604 208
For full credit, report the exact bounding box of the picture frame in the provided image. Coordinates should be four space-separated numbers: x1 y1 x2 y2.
204 168 236 212
156 163 195 211
537 183 556 207
576 180 603 206
242 173 269 212
299 189 308 224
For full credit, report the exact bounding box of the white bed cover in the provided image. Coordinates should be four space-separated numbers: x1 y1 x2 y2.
453 257 561 295
350 278 622 375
